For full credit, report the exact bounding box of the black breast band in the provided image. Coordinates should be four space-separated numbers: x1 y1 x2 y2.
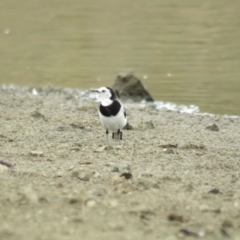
99 100 122 117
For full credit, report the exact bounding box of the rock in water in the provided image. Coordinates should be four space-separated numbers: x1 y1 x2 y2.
112 72 154 102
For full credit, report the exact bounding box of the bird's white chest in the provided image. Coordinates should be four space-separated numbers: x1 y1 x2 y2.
98 105 126 132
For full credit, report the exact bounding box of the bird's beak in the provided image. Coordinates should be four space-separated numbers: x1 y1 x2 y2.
90 89 99 93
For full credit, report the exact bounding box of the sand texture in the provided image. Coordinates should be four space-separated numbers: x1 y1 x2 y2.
0 86 240 240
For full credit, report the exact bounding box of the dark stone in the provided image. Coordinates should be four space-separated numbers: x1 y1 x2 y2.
112 72 154 102
168 213 184 222
120 172 132 180
206 124 219 132
208 188 221 194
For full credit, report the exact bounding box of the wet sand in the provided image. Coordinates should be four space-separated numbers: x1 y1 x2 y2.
0 86 240 239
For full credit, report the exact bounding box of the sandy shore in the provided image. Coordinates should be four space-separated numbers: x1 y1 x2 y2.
0 86 240 240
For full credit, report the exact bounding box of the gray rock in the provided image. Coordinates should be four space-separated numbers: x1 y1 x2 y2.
112 72 154 102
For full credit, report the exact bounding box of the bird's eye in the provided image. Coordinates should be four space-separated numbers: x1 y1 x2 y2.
102 90 106 93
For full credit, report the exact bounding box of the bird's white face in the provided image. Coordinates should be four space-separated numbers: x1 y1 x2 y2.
97 87 112 101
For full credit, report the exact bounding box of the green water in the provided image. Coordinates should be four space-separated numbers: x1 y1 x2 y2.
1 0 240 115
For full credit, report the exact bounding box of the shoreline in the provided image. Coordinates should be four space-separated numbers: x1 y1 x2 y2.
1 84 239 118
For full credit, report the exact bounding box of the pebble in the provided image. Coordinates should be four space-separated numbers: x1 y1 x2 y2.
208 188 221 194
78 171 91 181
0 160 14 168
163 148 175 154
55 171 63 177
86 200 96 207
68 166 75 171
70 147 80 151
30 151 44 157
206 123 219 131
199 204 210 212
120 173 132 180
93 170 101 178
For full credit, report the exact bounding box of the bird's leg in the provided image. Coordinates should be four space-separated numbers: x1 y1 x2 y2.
117 129 123 142
105 129 109 144
112 132 114 139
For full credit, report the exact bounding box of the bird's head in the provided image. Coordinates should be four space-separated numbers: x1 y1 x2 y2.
92 87 117 101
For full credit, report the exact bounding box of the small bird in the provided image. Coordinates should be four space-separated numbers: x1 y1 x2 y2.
92 87 127 143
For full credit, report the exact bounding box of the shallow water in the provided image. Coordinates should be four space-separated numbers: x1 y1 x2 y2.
0 0 240 115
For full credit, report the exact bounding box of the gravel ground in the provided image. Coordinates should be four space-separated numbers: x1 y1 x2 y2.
0 86 240 240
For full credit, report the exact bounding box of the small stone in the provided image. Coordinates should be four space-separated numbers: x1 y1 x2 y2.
30 151 44 157
178 229 194 236
0 160 14 168
93 171 101 178
86 200 96 207
68 166 75 171
163 148 175 154
206 124 219 132
78 171 91 181
168 213 184 222
198 230 205 237
208 188 221 194
55 171 63 177
199 204 210 212
120 172 132 180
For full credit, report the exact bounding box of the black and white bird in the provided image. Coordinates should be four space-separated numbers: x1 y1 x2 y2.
92 87 127 143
